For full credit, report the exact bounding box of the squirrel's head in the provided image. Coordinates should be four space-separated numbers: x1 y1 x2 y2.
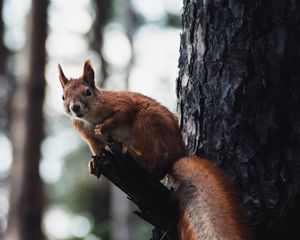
58 60 98 120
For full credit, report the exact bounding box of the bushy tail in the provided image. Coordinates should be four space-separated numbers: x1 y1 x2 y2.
172 156 251 240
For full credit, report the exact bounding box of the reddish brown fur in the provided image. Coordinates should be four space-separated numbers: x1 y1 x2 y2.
59 60 186 179
173 156 251 240
59 60 251 239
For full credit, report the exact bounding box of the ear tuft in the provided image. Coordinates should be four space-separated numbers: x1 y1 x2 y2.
83 60 95 89
58 64 68 88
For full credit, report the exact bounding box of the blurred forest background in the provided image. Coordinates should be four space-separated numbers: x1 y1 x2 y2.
0 0 182 239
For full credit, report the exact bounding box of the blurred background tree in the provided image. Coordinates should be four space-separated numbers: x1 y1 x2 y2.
6 0 48 239
0 0 12 135
0 0 182 240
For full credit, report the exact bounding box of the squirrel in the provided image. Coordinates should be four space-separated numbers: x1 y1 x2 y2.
58 60 251 240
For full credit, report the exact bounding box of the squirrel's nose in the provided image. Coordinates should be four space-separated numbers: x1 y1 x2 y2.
71 104 81 113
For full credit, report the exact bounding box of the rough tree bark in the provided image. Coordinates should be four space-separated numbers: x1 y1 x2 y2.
5 0 48 239
177 0 300 240
90 140 178 240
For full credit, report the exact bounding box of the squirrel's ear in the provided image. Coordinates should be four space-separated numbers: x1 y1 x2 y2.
58 64 68 88
82 60 95 89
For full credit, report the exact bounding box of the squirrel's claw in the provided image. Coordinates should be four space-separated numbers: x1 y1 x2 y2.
94 124 102 135
122 144 128 154
88 158 101 179
88 159 96 174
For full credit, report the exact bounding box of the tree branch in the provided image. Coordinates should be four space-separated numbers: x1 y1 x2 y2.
91 139 179 240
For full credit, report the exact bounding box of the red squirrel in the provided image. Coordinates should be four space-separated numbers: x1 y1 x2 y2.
58 60 251 240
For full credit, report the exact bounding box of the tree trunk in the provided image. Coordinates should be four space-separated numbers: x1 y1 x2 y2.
5 0 48 239
90 0 111 87
110 185 130 240
0 0 12 134
118 0 135 89
110 1 135 238
177 0 300 239
0 0 7 73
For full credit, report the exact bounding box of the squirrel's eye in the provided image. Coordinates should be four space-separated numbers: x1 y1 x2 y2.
62 95 65 101
86 89 91 96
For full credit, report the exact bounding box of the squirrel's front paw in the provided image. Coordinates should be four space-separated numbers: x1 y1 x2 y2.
94 124 102 135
